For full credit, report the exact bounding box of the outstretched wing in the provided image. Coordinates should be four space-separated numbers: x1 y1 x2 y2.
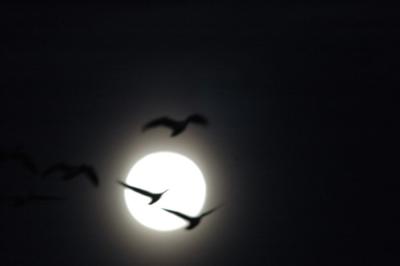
117 181 153 197
0 152 38 174
200 205 222 218
142 117 177 131
162 208 192 222
187 114 208 125
42 163 72 178
79 166 99 186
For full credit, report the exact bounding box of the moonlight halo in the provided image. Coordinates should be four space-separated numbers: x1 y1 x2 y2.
124 151 207 231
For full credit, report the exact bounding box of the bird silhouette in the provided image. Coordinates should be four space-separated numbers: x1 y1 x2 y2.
0 193 65 207
42 163 99 187
162 205 221 230
142 114 208 137
117 180 167 204
0 151 38 175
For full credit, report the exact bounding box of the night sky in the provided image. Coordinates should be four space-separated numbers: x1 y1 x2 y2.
0 3 397 266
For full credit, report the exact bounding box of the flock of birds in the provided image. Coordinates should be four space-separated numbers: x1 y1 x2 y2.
1 114 220 230
0 157 98 207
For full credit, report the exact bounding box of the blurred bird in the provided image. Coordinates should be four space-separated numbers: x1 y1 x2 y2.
0 193 65 207
0 151 38 175
117 180 167 205
142 114 208 137
42 163 99 187
163 205 222 230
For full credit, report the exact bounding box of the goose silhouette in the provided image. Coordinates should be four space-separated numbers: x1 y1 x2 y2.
162 205 221 230
42 163 99 187
142 114 208 137
117 180 167 205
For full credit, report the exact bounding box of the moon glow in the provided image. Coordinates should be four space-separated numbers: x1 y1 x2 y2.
124 152 207 231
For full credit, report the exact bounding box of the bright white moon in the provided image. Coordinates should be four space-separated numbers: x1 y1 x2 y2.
124 152 207 231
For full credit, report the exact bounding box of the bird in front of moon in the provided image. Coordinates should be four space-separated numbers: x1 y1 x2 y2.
117 180 168 205
123 152 207 231
42 163 99 187
142 114 208 137
162 205 221 230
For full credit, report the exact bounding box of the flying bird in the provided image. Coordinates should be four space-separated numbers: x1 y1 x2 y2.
42 163 99 187
0 194 65 207
162 205 221 230
117 180 167 205
142 114 208 137
0 151 38 175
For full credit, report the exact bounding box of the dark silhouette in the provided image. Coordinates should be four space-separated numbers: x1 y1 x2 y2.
0 193 65 207
162 205 221 230
0 151 38 175
117 180 167 204
142 114 208 137
42 163 99 187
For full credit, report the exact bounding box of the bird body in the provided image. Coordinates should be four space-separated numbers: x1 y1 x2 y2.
163 205 221 230
142 114 208 137
117 181 167 205
170 121 187 137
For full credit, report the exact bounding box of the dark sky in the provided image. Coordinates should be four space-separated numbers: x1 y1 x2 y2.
0 3 397 266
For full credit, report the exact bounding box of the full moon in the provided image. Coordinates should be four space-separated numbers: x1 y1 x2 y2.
124 152 207 231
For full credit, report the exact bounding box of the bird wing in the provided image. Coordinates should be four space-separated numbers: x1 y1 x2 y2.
117 181 153 197
162 208 192 222
20 156 39 174
0 152 38 174
200 205 222 218
142 117 177 131
42 163 72 177
187 114 208 125
79 166 99 186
